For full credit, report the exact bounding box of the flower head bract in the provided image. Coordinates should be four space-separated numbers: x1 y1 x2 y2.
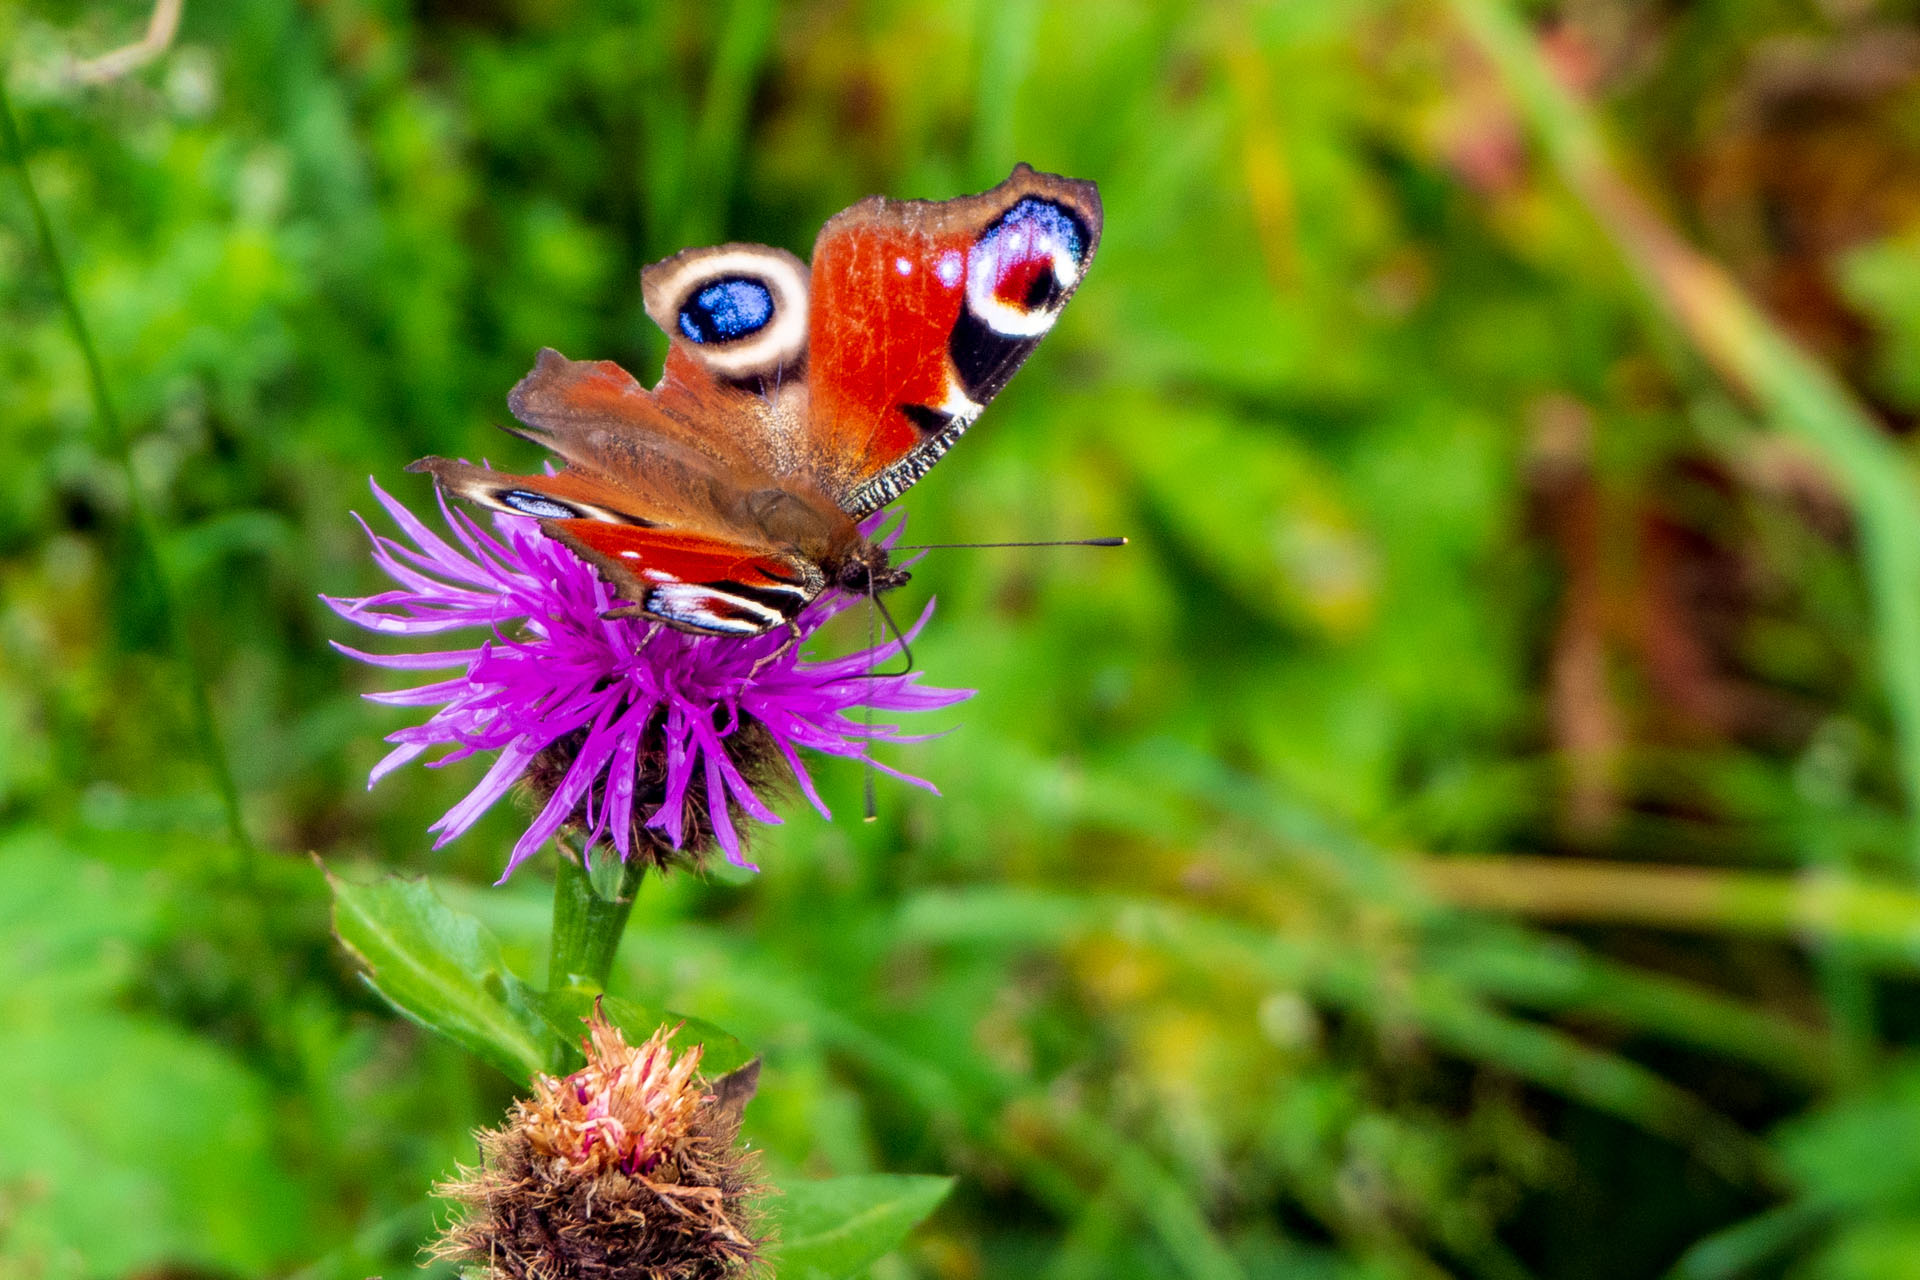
431 1014 766 1280
326 480 969 878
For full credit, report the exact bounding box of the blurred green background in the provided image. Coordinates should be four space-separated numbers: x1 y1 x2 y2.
13 0 1920 1276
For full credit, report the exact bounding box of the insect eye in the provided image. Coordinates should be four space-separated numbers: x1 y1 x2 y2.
677 277 776 345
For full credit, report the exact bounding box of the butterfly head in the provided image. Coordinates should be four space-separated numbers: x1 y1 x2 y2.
835 540 911 599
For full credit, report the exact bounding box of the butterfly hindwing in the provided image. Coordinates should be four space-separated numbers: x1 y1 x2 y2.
407 458 829 636
548 521 823 635
503 348 765 492
805 163 1102 515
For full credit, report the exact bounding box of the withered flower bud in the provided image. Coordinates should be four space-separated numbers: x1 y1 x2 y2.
432 1016 765 1280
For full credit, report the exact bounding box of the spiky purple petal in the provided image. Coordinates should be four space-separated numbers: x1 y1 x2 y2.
330 480 971 877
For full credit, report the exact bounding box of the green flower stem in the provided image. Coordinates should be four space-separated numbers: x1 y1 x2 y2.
548 843 647 991
0 79 254 869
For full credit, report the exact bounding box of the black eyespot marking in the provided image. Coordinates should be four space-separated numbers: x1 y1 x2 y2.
1022 270 1060 310
721 350 807 396
948 305 1039 401
677 277 775 345
709 580 809 617
641 582 780 634
900 403 954 436
499 489 583 520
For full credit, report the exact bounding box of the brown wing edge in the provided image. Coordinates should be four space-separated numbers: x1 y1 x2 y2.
810 162 1103 253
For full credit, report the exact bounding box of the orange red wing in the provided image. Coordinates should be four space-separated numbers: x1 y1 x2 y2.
546 521 823 636
407 455 824 636
805 164 1102 514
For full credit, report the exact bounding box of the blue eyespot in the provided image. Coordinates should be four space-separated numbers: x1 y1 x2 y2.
500 490 580 520
677 277 776 345
991 198 1087 264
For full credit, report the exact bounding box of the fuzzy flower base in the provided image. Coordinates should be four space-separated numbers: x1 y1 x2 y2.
326 482 970 877
432 1019 764 1280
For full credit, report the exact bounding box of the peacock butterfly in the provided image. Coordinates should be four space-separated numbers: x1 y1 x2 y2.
411 163 1102 637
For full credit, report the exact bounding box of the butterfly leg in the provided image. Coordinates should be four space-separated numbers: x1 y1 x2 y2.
748 619 803 678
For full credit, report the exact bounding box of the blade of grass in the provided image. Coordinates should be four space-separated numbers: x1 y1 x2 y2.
1044 1185 1127 1280
1220 12 1301 290
1446 0 1906 1089
1430 931 1830 1087
896 877 1823 1083
970 0 1039 182
1399 977 1771 1186
1419 855 1920 969
1663 1200 1834 1280
1040 1108 1248 1280
0 79 253 867
675 0 778 249
898 887 1772 1184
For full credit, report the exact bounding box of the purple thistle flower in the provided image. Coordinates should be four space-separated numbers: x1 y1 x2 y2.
325 480 971 879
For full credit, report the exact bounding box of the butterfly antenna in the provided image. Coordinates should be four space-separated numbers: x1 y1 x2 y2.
896 536 1128 550
870 591 914 678
863 583 879 823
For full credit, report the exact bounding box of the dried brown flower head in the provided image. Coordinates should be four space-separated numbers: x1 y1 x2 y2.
432 1016 765 1280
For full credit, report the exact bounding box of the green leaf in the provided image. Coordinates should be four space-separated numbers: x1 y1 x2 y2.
327 869 552 1081
766 1174 955 1280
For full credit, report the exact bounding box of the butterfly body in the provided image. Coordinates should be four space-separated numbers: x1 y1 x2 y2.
412 164 1101 637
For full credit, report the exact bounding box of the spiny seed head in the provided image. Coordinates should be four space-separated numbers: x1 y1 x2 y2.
432 1017 766 1280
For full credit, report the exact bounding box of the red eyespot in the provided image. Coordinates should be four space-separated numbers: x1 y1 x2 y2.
993 254 1055 311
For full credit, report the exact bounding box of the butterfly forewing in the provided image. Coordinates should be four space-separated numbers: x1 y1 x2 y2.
805 163 1102 515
